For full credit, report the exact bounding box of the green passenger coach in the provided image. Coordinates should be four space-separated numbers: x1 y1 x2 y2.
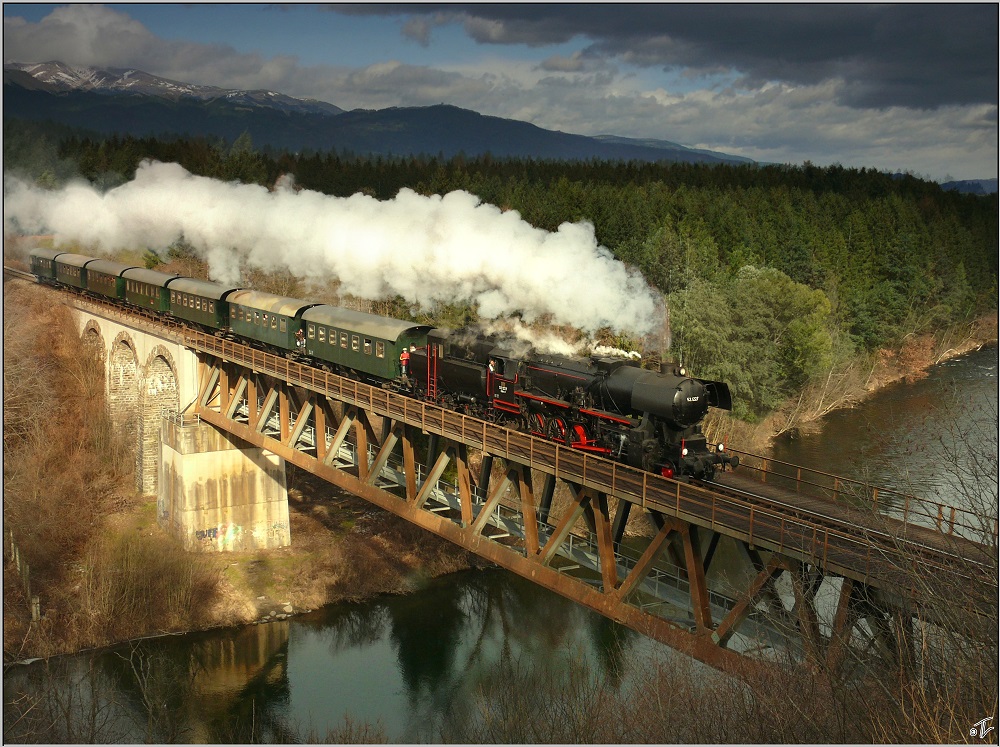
122 268 181 312
228 290 317 349
301 305 432 380
54 253 94 290
85 259 137 301
29 248 63 281
168 278 240 330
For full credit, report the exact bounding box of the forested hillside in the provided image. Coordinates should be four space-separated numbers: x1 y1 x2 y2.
5 120 997 422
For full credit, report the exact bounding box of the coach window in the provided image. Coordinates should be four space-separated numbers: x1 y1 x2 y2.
209 302 215 314
364 339 372 355
197 299 202 310
341 332 348 349
318 328 326 343
308 324 315 339
254 312 261 325
352 335 360 352
271 315 277 329
376 342 385 358
279 318 286 333
170 291 176 303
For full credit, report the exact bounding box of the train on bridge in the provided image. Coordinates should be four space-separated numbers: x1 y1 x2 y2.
30 248 738 480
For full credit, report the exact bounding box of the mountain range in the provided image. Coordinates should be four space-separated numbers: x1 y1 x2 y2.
3 60 995 192
2 61 753 166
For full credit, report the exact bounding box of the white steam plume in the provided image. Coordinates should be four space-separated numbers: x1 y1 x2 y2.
4 160 662 339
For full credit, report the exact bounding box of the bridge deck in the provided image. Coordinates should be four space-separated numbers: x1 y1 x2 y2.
180 329 993 596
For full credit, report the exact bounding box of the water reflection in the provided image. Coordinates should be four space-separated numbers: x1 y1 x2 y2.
4 567 682 743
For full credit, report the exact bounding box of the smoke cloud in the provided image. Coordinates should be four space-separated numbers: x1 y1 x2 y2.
4 160 662 342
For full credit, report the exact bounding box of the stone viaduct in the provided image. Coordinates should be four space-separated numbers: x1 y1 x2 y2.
73 305 290 552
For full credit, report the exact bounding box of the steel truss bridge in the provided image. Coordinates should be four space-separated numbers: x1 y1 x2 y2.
29 282 1000 675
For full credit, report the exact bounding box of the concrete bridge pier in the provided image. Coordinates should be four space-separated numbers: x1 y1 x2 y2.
158 414 290 552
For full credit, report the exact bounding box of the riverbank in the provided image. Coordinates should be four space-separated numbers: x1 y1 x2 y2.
704 313 999 454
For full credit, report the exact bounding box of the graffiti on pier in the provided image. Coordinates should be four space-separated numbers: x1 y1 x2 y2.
195 522 243 551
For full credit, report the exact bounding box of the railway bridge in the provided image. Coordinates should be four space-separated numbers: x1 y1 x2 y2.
15 276 998 675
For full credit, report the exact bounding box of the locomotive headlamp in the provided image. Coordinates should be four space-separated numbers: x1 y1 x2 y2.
717 443 725 453
681 447 689 456
679 367 686 376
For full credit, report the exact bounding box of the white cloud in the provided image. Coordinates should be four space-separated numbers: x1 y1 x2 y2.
2 4 996 180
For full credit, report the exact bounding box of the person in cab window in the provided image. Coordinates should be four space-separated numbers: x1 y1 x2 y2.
400 347 410 375
295 328 305 349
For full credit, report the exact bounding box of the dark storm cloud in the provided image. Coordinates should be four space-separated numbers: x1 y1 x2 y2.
334 4 999 109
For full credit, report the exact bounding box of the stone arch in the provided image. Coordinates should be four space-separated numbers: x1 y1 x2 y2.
137 346 179 494
81 320 106 363
108 333 139 461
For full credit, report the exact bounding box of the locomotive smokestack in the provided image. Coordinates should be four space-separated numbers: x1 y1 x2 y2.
660 361 685 377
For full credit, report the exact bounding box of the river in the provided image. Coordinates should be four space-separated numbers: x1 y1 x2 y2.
769 344 998 525
4 345 997 743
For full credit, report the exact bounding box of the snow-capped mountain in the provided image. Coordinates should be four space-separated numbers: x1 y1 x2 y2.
3 61 344 116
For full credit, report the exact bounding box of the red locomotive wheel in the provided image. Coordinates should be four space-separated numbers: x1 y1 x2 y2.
546 417 567 440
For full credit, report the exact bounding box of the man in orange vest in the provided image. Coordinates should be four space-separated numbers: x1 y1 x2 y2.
400 347 410 375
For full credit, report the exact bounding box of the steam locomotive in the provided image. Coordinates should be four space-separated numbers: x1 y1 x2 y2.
29 248 738 481
407 329 737 479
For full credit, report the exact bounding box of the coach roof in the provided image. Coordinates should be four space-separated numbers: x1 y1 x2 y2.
302 305 432 343
54 253 95 268
29 248 64 262
168 277 241 301
85 259 137 277
228 289 317 318
122 267 183 286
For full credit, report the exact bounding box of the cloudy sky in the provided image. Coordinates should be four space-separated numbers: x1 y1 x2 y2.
4 3 998 181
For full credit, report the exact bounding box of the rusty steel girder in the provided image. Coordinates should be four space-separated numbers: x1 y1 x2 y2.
187 344 989 677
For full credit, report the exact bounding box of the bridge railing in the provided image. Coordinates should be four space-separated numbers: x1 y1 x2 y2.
163 410 202 428
727 447 998 543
